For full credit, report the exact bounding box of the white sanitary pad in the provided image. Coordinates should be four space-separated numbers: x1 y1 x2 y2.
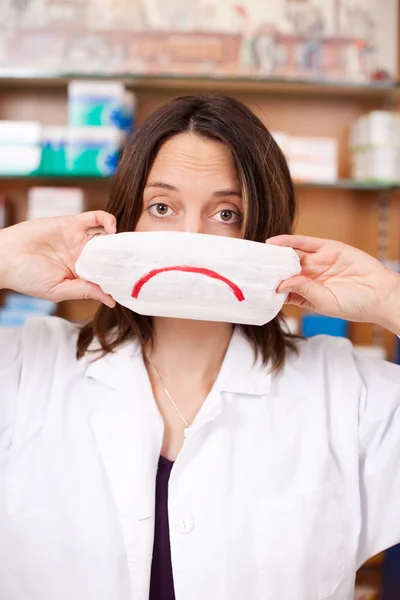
75 231 301 326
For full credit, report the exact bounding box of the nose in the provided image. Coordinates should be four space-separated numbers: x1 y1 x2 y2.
182 212 206 235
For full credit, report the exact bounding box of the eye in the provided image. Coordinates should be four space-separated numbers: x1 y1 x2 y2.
148 203 174 218
212 209 242 224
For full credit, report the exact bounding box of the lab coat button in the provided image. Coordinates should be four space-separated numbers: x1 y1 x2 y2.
177 516 195 534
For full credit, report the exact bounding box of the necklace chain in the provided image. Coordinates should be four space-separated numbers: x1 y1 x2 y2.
146 354 192 438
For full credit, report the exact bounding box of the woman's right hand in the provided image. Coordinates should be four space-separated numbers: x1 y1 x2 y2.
0 211 117 307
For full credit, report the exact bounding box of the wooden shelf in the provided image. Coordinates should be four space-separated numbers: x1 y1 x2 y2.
0 70 397 99
0 174 398 192
295 179 400 191
0 174 109 182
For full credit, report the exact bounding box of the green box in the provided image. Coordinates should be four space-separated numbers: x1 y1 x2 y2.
41 126 122 177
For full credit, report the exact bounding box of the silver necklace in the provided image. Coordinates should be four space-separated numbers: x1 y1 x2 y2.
146 354 192 439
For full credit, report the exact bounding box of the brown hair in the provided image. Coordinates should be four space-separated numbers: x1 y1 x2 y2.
77 95 297 371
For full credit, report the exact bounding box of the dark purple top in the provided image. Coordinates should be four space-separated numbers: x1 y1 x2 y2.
149 455 176 600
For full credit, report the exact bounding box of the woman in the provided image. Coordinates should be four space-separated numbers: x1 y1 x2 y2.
1 95 400 600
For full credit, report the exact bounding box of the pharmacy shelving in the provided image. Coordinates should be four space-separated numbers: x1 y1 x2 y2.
0 70 397 99
0 174 398 192
1 69 400 600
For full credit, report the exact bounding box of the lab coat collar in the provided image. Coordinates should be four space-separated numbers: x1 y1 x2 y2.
84 326 271 397
215 327 272 396
84 333 141 390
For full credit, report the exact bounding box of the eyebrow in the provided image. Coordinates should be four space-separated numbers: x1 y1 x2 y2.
146 181 242 198
146 182 178 192
213 189 242 198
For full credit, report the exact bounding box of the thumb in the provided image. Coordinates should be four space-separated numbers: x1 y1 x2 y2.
51 279 116 308
278 275 322 307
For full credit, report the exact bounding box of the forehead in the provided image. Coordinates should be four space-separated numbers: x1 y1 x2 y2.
148 133 238 179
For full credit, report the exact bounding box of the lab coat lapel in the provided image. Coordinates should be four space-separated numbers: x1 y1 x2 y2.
86 342 163 597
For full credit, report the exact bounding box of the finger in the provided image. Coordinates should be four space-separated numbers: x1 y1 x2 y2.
286 248 308 261
284 292 314 310
266 234 328 253
77 211 117 235
87 225 106 237
264 237 307 262
277 274 323 308
277 274 306 294
52 279 116 308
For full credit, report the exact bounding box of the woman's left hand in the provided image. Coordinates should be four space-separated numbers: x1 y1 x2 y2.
266 234 400 334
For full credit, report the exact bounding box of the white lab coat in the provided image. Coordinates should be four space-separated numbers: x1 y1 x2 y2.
1 316 400 600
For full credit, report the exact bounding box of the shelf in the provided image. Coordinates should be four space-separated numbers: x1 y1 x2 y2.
295 179 400 191
0 175 398 192
0 174 109 183
0 70 397 98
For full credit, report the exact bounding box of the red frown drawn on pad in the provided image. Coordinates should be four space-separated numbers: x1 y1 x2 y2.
131 266 245 301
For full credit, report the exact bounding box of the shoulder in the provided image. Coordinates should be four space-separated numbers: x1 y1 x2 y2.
15 316 86 411
12 316 83 388
287 334 355 370
0 315 80 372
19 315 80 361
292 334 354 365
0 317 82 447
279 335 361 394
283 334 400 395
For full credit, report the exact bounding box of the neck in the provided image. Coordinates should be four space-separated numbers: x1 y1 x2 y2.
149 318 233 385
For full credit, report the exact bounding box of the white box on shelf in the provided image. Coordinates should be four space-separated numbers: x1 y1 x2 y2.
0 147 42 175
288 136 338 161
350 111 400 148
66 126 123 176
351 145 400 182
286 136 338 183
351 149 368 180
0 120 42 144
41 125 123 177
271 131 289 154
0 120 42 175
27 187 85 220
68 80 136 137
288 160 338 182
350 109 400 181
349 115 367 149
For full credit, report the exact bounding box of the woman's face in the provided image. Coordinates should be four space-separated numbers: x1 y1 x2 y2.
136 132 243 238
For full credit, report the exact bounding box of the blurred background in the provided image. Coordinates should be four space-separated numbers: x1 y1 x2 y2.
0 2 400 598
